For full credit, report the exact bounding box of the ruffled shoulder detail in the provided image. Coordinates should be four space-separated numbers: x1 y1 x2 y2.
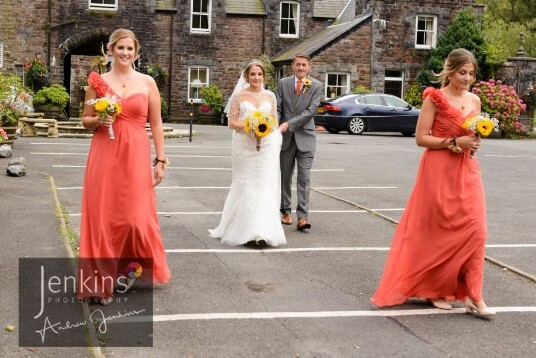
88 72 111 97
422 86 462 122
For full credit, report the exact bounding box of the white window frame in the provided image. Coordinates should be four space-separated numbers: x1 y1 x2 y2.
0 42 3 68
191 0 212 34
280 1 300 38
325 73 350 100
384 70 404 98
88 0 118 11
415 15 437 49
188 66 209 103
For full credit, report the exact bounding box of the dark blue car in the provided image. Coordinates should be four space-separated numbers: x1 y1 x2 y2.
314 93 420 136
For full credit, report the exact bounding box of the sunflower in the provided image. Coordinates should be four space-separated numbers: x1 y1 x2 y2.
303 78 312 86
462 117 475 129
244 117 252 133
254 119 272 138
94 99 109 112
252 111 263 120
114 103 122 115
477 120 494 136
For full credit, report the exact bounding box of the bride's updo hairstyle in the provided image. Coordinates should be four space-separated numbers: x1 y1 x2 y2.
438 48 477 88
107 28 141 68
243 60 266 82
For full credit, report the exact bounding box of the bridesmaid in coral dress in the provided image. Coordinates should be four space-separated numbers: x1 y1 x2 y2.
78 29 170 305
371 49 495 317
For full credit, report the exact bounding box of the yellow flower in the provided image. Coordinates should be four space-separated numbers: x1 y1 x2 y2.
303 78 312 86
254 119 272 138
114 103 122 115
94 99 109 112
244 117 251 133
252 111 263 120
477 120 494 136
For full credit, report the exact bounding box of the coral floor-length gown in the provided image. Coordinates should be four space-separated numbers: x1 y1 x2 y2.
77 72 170 299
371 87 487 307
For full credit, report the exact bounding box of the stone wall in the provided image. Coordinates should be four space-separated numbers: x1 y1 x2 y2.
311 22 373 93
369 0 482 93
0 0 49 73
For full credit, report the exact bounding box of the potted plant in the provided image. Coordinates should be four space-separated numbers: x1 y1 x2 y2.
24 56 49 91
33 84 70 120
147 63 169 88
0 73 33 146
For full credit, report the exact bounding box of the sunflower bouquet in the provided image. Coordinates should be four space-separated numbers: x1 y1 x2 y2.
462 112 499 158
243 110 278 151
86 94 122 140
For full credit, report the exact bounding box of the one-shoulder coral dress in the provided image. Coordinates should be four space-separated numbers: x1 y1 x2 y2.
77 72 170 299
371 87 487 307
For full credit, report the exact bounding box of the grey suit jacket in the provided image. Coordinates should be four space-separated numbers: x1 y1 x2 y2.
276 75 323 152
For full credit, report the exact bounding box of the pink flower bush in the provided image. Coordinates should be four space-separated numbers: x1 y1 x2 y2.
471 79 526 135
200 105 213 112
0 126 7 141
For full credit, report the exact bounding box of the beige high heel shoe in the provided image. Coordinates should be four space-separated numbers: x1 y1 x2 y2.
465 297 496 317
428 298 453 310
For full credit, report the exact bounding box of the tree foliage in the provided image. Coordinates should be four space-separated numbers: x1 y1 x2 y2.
477 0 536 24
426 9 489 80
258 54 276 92
478 0 536 71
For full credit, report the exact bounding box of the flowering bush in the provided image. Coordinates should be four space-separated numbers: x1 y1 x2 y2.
0 73 33 124
199 85 224 113
24 57 49 89
0 126 8 142
471 79 526 135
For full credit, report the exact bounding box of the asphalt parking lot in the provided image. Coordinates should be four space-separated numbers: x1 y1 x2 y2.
1 124 535 357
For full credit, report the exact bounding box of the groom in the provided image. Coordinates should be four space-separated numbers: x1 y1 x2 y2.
277 53 323 231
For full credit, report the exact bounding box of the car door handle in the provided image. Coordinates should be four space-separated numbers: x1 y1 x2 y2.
389 109 396 112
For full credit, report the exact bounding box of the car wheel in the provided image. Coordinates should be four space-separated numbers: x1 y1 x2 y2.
347 117 366 135
401 131 414 137
221 112 228 126
325 127 341 134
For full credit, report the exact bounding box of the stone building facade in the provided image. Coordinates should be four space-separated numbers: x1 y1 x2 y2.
0 0 481 121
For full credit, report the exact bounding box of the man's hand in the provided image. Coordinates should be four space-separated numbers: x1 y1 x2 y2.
279 122 289 133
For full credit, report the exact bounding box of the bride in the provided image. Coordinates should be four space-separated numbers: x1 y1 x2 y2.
209 60 287 246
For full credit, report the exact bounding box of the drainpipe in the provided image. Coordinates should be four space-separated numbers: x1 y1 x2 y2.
47 0 52 67
167 11 175 121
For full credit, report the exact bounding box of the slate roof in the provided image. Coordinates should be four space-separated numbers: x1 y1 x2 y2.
313 0 348 19
226 0 266 15
272 11 372 64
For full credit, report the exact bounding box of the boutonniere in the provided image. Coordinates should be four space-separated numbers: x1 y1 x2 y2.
302 78 312 94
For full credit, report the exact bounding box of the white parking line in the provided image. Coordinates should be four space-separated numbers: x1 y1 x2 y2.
67 209 404 216
485 154 536 159
58 186 397 190
32 152 229 158
163 244 536 253
117 306 536 323
53 165 345 172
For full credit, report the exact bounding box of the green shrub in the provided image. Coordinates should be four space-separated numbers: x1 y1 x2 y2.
404 83 424 108
352 85 372 94
199 85 224 112
34 84 70 108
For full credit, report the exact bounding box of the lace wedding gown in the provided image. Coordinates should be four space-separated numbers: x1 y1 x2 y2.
209 90 286 246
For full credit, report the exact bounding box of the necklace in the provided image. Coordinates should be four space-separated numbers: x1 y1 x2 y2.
447 86 466 110
114 71 131 88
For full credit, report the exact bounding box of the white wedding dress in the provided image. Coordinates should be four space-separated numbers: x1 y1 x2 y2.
209 90 286 246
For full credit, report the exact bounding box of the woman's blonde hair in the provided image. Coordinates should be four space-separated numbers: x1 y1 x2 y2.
438 48 477 87
107 28 141 67
243 60 266 82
